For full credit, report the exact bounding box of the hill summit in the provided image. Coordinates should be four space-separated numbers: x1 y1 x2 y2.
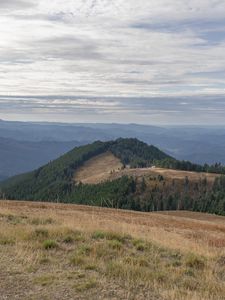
0 138 172 200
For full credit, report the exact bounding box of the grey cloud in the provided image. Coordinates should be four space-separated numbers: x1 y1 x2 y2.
1 0 225 125
1 95 225 113
0 35 103 65
118 79 188 86
36 36 103 60
0 49 34 65
11 12 75 23
131 19 225 46
0 0 36 10
1 95 225 124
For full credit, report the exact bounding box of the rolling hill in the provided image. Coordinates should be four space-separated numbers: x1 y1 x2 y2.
1 138 225 215
0 138 172 199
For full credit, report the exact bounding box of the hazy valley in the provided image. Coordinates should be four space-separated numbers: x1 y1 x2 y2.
1 120 225 180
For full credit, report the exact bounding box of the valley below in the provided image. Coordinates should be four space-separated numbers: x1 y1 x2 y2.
0 200 225 300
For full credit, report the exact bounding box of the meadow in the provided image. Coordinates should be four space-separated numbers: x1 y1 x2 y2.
0 200 225 299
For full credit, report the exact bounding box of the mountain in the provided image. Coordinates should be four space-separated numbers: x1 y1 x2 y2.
1 120 225 167
0 175 7 182
1 138 225 216
0 138 172 200
0 120 115 142
0 137 82 180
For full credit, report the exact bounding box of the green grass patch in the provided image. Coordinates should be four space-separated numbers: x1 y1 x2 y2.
43 239 58 250
132 239 147 251
107 239 123 250
91 230 131 243
91 230 106 240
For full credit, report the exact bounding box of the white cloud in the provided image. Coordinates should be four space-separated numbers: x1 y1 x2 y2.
0 0 225 123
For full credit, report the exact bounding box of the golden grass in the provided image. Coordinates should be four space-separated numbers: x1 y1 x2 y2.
108 167 219 183
0 200 225 299
73 149 218 186
74 151 123 184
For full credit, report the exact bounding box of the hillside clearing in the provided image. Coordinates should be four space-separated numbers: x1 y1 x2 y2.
0 201 225 300
74 151 123 184
108 167 219 182
74 150 219 185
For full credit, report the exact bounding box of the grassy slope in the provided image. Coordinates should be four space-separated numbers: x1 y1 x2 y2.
75 152 219 185
0 200 225 300
74 151 123 184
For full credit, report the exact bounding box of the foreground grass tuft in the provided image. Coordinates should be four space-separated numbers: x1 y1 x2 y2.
74 278 98 292
185 253 206 270
43 239 58 250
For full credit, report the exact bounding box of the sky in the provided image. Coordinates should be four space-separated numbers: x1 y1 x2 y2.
0 0 225 124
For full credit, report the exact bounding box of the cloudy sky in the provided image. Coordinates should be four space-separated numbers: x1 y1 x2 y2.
0 0 225 124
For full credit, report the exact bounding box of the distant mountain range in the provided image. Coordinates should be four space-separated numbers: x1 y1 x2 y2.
1 119 225 180
0 137 81 180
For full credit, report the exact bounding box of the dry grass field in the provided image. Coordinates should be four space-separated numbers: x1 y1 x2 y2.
108 167 219 183
0 200 225 300
74 151 219 185
74 152 123 184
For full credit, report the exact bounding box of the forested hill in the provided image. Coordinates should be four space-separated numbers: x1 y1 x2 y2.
1 138 225 216
0 138 171 200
